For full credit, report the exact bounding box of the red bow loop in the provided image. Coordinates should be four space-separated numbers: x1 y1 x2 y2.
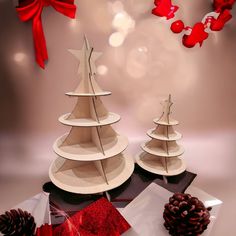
50 0 76 18
42 0 51 7
16 0 77 68
17 0 42 21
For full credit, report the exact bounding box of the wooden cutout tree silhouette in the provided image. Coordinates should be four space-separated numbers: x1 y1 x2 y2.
49 36 134 194
136 95 186 177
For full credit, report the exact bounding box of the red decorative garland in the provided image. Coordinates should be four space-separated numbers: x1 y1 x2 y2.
152 0 235 48
16 0 77 69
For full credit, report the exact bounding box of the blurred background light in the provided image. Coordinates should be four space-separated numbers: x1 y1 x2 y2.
109 8 135 47
109 31 125 47
112 12 135 32
97 65 108 75
110 1 124 13
126 47 148 79
70 19 78 28
14 52 26 63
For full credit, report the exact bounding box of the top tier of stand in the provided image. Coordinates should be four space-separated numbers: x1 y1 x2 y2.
153 94 179 126
153 118 179 126
65 72 111 97
66 36 111 98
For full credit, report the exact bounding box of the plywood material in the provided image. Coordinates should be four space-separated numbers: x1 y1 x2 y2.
59 112 120 127
153 118 179 126
68 37 106 96
136 95 186 177
147 127 182 141
136 152 186 176
49 36 134 194
141 140 184 157
68 97 108 120
54 132 128 161
49 153 134 194
66 91 111 97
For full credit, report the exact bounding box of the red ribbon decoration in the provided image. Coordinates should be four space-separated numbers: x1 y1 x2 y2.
16 0 76 69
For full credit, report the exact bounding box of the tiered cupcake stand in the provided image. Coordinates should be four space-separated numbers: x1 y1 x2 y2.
49 37 134 194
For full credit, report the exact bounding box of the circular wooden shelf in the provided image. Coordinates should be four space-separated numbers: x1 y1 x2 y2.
59 112 121 127
66 91 111 97
147 128 182 141
53 134 129 161
49 153 134 194
141 142 184 157
136 152 186 176
153 118 179 126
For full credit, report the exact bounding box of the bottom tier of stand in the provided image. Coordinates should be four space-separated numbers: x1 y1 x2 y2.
136 152 186 176
49 153 134 194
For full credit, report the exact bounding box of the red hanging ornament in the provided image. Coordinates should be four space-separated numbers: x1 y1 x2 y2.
171 20 185 33
152 0 179 20
182 23 209 48
16 0 77 69
210 9 232 31
213 0 235 12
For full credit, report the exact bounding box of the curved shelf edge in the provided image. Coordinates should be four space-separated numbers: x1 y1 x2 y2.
153 118 179 126
146 128 182 141
66 91 112 97
53 134 129 161
136 152 186 176
58 112 121 127
49 153 135 194
141 143 185 158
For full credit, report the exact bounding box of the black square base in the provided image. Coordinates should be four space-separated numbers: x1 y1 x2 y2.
44 164 196 225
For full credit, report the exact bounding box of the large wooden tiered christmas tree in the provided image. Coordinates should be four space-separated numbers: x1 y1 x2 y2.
136 95 186 176
49 37 134 194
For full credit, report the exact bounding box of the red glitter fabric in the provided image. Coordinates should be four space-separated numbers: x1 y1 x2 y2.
36 224 53 236
53 197 131 236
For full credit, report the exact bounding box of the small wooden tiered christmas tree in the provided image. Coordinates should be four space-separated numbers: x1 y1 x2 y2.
136 95 186 176
49 36 134 194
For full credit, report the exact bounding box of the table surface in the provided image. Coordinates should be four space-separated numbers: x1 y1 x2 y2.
0 132 235 236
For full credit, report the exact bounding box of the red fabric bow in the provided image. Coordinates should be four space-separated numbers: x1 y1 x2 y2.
16 0 76 69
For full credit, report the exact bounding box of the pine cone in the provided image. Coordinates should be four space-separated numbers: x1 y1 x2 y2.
0 208 36 236
163 193 212 236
